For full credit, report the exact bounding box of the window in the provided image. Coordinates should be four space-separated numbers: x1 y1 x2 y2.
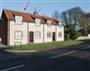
58 32 62 37
15 31 23 40
35 18 41 26
47 20 51 27
35 31 41 39
15 16 22 25
47 32 51 38
58 22 62 26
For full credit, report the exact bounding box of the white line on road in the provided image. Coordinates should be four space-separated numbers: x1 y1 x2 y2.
0 64 24 71
50 50 76 59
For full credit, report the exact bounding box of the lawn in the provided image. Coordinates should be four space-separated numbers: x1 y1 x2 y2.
7 40 84 51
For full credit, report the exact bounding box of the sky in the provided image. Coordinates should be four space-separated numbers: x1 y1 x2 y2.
0 0 90 17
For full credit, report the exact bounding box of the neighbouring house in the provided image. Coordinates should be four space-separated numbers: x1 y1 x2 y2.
0 9 64 46
0 18 2 42
0 19 1 37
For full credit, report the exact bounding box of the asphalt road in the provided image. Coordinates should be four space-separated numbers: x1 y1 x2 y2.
0 42 90 71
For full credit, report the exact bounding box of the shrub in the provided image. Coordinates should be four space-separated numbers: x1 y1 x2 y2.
65 24 81 40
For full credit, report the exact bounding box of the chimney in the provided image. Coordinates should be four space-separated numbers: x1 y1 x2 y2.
33 10 38 16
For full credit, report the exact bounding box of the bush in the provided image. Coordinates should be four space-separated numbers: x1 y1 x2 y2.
65 24 81 40
70 27 81 40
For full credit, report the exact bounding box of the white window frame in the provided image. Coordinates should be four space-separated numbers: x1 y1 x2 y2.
58 22 62 26
47 20 51 27
15 16 23 25
35 31 41 39
35 18 41 26
15 31 23 40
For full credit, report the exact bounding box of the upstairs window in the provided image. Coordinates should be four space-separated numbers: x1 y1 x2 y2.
47 20 51 27
15 31 23 40
58 22 63 26
35 18 41 26
15 16 23 25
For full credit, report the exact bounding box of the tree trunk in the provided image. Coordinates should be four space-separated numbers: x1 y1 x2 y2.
84 24 88 36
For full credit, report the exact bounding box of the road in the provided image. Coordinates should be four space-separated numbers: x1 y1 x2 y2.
0 42 90 71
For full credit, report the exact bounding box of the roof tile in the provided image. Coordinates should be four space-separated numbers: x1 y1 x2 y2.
3 9 58 25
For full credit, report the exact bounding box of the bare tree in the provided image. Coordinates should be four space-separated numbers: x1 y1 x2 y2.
79 13 90 35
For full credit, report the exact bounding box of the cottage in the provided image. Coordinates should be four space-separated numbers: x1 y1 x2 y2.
0 9 64 46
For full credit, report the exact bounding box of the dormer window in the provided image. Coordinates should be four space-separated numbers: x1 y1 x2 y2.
58 22 62 26
35 18 41 26
47 20 51 27
15 16 23 25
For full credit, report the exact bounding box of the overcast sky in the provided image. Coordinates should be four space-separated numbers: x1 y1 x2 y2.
0 0 90 17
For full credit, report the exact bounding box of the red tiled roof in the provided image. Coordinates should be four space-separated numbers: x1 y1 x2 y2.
3 9 58 25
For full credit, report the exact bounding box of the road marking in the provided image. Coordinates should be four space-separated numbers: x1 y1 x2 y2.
0 64 24 71
50 50 76 59
83 46 90 49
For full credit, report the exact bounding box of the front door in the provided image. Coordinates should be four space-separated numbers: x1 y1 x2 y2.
52 32 55 41
29 31 34 43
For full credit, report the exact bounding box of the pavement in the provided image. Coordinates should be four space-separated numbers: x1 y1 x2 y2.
5 50 39 53
0 42 90 71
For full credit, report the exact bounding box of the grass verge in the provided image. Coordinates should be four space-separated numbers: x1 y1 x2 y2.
7 40 84 51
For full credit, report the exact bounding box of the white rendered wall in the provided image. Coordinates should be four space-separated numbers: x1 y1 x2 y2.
9 21 28 46
44 24 56 43
29 23 44 43
56 25 64 41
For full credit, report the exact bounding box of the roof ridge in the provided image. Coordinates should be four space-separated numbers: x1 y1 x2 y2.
3 9 56 20
3 9 58 25
3 9 30 14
